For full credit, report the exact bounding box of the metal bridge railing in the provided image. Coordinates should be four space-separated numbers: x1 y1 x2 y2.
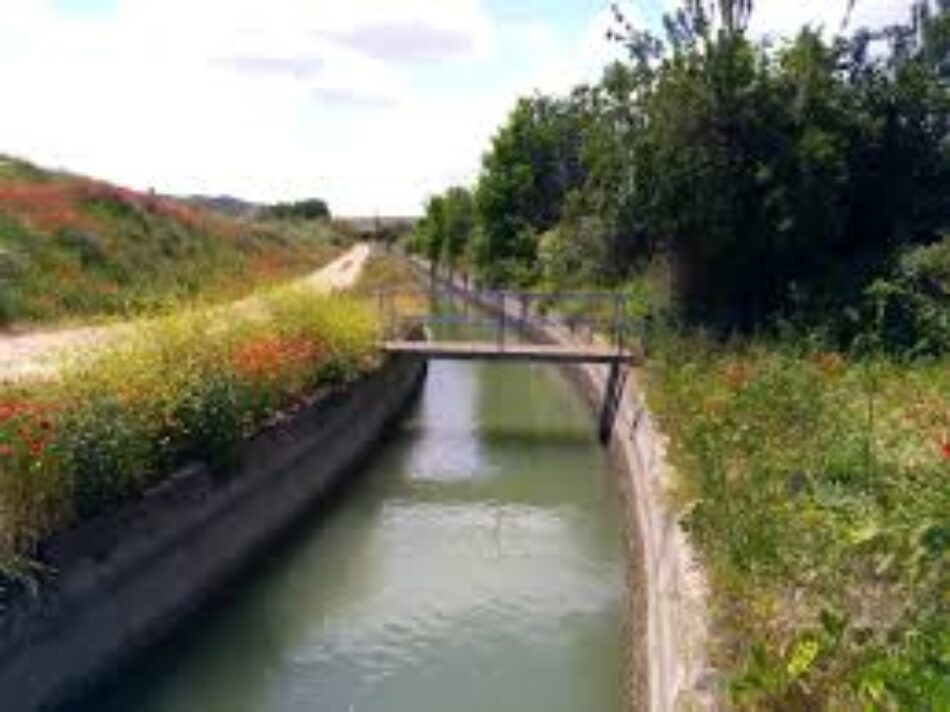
373 282 641 357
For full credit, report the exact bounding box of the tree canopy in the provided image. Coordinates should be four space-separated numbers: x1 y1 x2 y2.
408 0 948 348
263 198 331 221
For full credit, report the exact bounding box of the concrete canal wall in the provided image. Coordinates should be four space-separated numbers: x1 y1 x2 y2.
0 355 427 711
414 262 713 712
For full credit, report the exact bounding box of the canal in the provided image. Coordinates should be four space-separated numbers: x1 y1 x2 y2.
72 357 628 711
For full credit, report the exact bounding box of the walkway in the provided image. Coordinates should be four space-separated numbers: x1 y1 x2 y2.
0 243 371 381
383 340 631 364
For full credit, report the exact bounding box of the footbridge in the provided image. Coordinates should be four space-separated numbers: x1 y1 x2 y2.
374 280 641 444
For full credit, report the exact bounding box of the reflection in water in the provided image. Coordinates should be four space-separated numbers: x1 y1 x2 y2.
73 358 627 712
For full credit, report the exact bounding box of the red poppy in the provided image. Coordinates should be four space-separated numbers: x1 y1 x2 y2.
943 441 950 460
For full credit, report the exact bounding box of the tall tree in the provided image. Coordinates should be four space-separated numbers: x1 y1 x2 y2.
474 95 589 284
441 187 475 277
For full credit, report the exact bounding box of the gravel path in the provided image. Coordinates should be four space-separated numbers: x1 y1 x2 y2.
0 243 372 381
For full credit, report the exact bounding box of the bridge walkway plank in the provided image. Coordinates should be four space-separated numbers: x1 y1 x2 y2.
382 340 633 364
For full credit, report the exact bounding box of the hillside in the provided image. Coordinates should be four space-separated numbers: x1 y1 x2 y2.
183 194 262 219
0 156 345 326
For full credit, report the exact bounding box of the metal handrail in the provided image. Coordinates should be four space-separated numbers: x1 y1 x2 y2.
374 283 638 357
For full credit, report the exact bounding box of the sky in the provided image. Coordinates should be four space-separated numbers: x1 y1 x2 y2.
0 0 913 216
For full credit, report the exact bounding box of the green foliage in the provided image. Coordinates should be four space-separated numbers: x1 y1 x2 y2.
473 94 590 284
646 335 949 709
441 187 475 271
397 4 949 707
861 237 950 357
418 1 948 343
353 250 418 294
419 194 447 266
537 213 609 289
0 289 379 568
262 198 331 221
410 186 477 276
0 158 344 326
628 12 948 328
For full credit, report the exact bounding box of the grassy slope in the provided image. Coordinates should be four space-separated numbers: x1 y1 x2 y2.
352 248 419 294
0 155 344 326
643 335 948 710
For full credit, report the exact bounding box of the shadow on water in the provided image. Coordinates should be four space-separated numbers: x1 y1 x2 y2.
69 311 627 712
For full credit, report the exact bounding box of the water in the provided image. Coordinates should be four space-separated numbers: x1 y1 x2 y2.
75 358 628 712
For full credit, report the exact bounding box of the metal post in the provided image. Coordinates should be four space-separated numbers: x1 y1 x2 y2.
388 293 396 339
497 291 506 348
599 361 628 445
613 294 623 352
377 290 385 337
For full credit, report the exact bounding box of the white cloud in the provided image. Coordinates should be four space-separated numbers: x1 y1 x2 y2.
654 0 909 38
503 3 641 98
749 0 912 38
0 1 919 215
0 0 500 214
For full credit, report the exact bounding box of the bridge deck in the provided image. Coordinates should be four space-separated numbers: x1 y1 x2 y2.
382 340 632 364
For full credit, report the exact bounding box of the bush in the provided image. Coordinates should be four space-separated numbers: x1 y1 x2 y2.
645 334 949 709
0 289 379 569
864 238 950 357
263 199 331 221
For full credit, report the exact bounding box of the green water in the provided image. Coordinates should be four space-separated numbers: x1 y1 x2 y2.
73 359 627 712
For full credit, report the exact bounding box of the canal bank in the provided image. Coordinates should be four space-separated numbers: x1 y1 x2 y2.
0 354 426 712
67 343 629 711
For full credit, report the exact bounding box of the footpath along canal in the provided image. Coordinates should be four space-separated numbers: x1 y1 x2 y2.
69 325 629 711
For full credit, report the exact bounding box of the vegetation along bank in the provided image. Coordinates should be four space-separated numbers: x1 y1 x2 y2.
0 283 382 577
407 2 949 708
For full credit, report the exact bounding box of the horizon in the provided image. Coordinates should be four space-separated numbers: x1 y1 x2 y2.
1 0 908 215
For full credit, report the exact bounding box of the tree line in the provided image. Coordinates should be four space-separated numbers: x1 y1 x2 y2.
408 0 949 353
262 198 331 221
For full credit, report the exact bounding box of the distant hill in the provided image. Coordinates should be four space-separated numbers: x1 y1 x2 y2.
336 216 417 240
0 155 343 326
184 194 262 219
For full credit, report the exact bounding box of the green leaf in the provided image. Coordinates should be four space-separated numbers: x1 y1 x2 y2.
787 639 820 678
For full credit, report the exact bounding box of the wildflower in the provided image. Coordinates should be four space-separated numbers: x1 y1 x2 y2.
943 441 950 460
721 360 753 390
812 351 845 378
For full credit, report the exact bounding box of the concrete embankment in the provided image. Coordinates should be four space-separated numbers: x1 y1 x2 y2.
0 354 426 711
416 263 713 712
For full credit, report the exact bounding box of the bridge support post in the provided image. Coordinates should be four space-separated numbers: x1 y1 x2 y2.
598 361 628 445
497 292 506 348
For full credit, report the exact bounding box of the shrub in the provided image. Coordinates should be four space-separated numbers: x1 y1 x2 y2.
864 238 950 357
0 289 379 570
645 334 949 709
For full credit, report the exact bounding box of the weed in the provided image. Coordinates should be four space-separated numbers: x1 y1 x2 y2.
0 289 378 570
644 334 949 709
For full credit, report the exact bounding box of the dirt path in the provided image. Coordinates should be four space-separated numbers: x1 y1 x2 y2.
0 243 372 382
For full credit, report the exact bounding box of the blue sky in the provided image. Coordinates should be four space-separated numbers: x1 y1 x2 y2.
1 0 910 215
